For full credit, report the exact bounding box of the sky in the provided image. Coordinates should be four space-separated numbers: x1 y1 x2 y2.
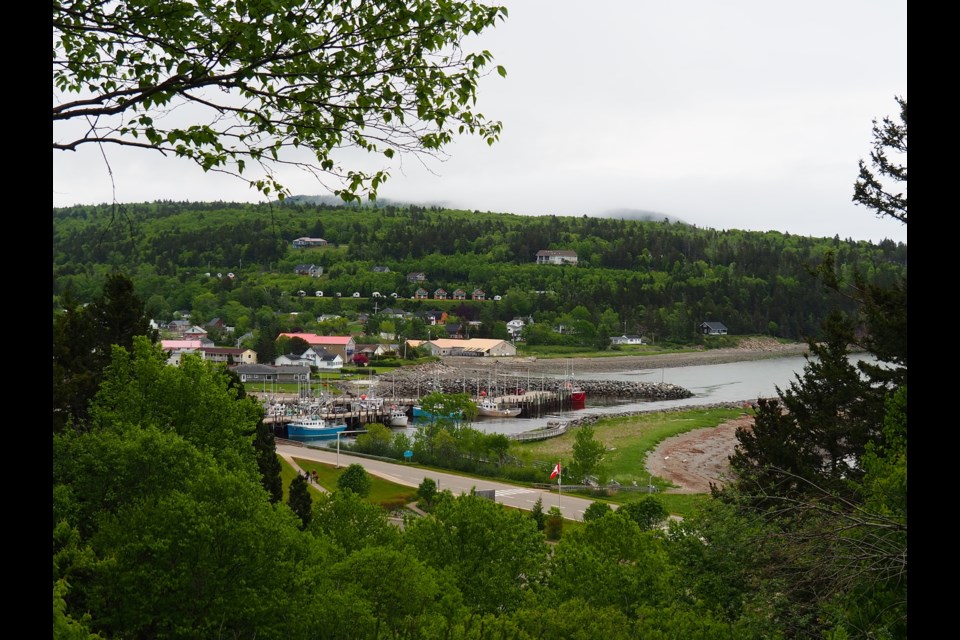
52 1 907 245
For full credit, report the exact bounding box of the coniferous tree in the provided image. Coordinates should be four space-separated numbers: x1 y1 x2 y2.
53 274 157 432
530 496 546 531
253 420 283 504
544 506 564 541
287 474 313 529
721 98 908 638
730 312 886 501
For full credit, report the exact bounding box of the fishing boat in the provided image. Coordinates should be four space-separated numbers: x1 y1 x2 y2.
476 398 522 418
412 405 462 422
570 385 586 405
286 416 348 439
387 405 409 427
564 381 586 406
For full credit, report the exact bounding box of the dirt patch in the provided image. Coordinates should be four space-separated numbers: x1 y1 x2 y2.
644 414 752 494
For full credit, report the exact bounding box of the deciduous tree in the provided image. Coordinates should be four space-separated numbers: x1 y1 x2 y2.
53 0 509 201
337 463 372 497
570 425 605 482
404 491 547 614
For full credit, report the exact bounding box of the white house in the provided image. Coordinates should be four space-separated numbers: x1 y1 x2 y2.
506 317 531 339
275 347 343 370
292 237 328 248
535 249 578 265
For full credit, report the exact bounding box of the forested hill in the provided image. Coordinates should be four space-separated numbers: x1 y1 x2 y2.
52 200 907 343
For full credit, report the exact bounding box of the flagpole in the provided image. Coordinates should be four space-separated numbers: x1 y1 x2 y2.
558 457 562 509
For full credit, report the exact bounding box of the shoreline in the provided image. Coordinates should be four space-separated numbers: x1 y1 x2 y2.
443 340 811 377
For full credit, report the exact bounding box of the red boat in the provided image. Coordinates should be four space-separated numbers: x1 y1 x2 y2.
565 382 586 406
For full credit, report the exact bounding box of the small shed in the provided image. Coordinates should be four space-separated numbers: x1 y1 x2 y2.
698 322 729 336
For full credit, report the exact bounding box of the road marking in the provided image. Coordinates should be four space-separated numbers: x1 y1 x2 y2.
495 488 536 496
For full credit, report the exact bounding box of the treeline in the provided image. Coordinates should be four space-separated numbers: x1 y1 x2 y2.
53 201 906 343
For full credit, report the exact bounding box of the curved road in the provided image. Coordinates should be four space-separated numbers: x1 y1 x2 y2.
277 443 599 521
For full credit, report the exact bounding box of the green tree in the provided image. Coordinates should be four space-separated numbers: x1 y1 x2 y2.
853 96 907 224
85 467 323 639
275 334 311 357
417 477 438 510
223 366 284 503
54 578 105 640
716 99 909 638
570 425 606 482
404 491 547 615
310 489 400 554
53 274 158 432
530 496 546 531
618 496 668 532
54 0 509 201
329 547 442 639
544 513 674 617
90 338 264 469
583 501 613 522
354 422 392 456
418 391 478 424
251 421 283 504
337 463 372 497
287 473 313 529
730 312 885 500
544 506 564 541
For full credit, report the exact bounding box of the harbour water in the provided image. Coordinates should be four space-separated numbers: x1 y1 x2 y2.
385 352 879 438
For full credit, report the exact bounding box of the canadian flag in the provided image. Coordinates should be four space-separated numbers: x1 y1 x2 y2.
550 463 561 480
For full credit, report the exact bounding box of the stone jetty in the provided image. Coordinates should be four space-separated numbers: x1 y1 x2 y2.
367 362 693 402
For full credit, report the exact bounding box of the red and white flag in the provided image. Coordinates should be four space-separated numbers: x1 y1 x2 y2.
550 463 561 480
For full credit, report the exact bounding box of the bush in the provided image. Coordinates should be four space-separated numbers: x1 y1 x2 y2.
377 498 410 513
544 506 564 541
336 464 371 497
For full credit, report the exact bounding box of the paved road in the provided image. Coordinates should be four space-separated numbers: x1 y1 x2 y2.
276 443 599 521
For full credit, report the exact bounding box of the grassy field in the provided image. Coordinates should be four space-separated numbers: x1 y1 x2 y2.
288 456 418 508
512 407 744 489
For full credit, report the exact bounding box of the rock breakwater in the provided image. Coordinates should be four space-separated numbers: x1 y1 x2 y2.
366 362 693 401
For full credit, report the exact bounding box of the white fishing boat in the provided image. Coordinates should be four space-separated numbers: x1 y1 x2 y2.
387 405 409 427
476 398 522 418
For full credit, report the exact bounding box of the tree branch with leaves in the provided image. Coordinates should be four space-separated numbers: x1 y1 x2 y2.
53 0 508 201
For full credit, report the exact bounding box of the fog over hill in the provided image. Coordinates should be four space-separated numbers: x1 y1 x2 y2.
283 196 690 227
594 209 688 225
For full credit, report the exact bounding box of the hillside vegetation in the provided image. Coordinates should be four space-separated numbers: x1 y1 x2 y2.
53 201 906 347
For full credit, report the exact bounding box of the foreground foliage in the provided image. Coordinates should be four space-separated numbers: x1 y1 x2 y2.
54 0 509 201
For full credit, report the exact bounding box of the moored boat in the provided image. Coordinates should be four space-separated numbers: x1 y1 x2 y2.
412 405 462 422
286 416 348 439
476 398 522 418
565 381 586 406
387 406 409 427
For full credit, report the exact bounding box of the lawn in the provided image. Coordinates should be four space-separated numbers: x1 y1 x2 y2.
289 456 418 509
512 407 744 488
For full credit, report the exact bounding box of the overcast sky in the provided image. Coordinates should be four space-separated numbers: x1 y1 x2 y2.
52 1 907 245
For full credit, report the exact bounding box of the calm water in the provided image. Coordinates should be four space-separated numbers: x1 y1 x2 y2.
382 352 879 437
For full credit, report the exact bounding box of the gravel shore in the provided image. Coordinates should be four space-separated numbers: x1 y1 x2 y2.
441 338 810 377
